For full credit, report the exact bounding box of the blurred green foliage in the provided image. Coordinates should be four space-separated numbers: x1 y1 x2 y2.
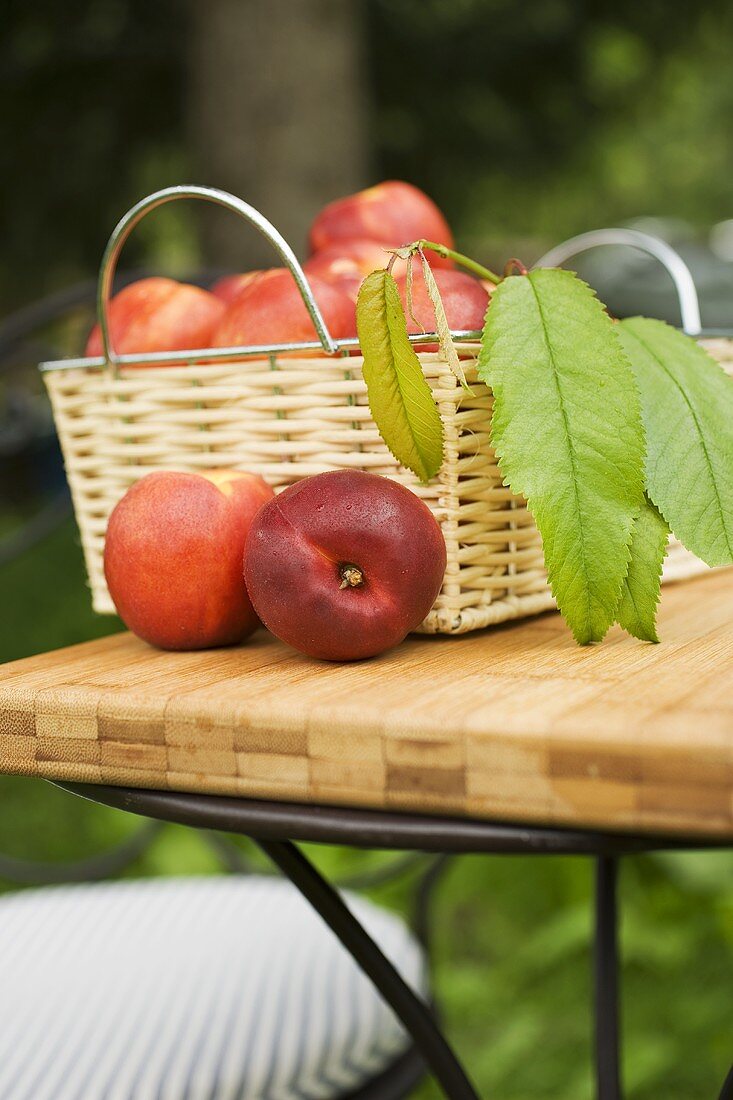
0 0 195 308
4 1 733 308
371 1 733 258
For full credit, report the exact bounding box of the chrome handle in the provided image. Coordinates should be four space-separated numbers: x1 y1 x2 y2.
96 184 339 364
535 228 702 336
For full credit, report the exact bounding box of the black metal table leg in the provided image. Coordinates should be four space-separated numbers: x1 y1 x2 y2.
719 1064 733 1100
59 785 733 1096
256 837 481 1100
594 856 621 1100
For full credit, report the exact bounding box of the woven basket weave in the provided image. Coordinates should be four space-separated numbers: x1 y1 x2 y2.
43 337 733 634
41 188 733 635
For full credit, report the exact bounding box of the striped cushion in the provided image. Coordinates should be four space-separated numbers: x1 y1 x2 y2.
0 876 427 1100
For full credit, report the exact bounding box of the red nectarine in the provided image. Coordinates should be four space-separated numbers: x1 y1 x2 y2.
210 271 265 304
308 181 454 266
395 267 489 347
212 268 356 352
244 470 446 661
303 241 392 302
86 277 225 359
104 469 274 650
304 238 450 302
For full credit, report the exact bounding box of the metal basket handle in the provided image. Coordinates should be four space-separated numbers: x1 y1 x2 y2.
534 228 702 336
96 184 339 365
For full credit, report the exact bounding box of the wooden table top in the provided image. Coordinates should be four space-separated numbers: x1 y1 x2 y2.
2 570 732 839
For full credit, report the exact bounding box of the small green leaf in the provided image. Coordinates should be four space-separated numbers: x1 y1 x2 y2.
479 268 645 644
419 251 471 390
618 317 733 567
356 270 444 483
617 496 669 643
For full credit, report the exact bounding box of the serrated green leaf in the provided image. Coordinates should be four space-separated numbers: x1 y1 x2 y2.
356 270 444 483
618 317 733 567
617 496 669 643
419 251 470 390
479 268 645 644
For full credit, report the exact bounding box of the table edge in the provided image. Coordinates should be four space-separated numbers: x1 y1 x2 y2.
56 783 733 855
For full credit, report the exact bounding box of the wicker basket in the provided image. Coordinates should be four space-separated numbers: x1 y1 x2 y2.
41 187 733 635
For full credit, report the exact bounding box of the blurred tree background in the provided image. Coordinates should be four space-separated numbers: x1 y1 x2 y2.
1 2 732 1097
4 0 733 303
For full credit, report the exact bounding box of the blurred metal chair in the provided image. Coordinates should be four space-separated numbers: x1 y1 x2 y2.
0 824 445 1098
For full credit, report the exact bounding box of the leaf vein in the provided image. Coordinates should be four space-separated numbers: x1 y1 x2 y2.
526 276 593 632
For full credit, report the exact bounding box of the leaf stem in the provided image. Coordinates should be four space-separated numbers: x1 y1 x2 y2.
504 258 529 277
417 240 502 285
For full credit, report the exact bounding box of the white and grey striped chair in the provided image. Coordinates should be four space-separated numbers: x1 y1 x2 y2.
0 854 431 1100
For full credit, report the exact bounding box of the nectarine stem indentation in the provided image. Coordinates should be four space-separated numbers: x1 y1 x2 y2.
339 564 364 590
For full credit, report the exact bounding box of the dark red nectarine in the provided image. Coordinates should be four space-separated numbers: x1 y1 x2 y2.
104 469 274 650
244 470 446 661
308 181 454 265
86 277 225 360
212 268 356 352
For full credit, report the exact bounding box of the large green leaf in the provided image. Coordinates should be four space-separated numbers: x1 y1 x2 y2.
616 496 669 643
356 270 444 483
618 317 733 567
479 268 645 643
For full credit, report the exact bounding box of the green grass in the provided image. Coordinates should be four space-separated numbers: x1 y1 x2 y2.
1 519 731 1098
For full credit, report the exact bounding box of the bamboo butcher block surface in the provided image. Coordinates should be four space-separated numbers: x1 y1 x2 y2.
2 570 732 838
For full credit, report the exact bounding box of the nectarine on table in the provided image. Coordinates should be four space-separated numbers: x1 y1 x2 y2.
244 470 446 661
86 277 225 360
212 268 356 352
104 469 274 650
308 181 454 266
